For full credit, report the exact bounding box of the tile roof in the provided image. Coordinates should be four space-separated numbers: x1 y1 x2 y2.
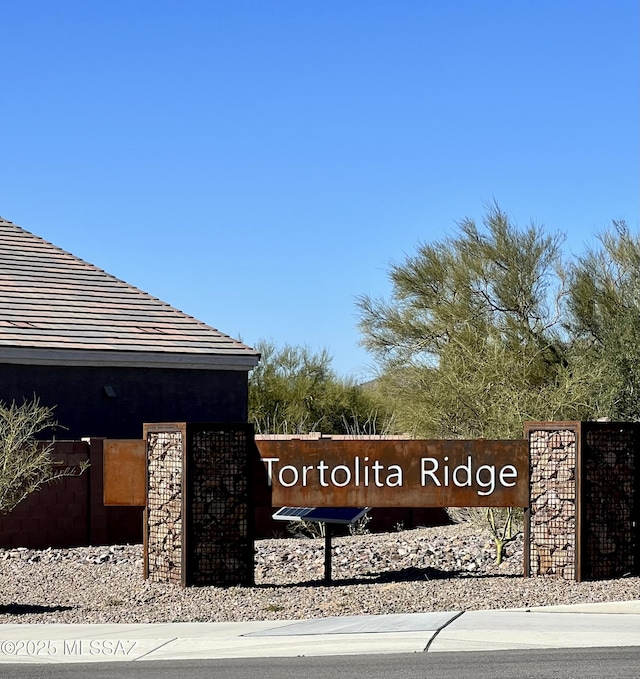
0 217 260 370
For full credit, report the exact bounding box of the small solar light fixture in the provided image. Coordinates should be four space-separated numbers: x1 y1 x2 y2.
273 507 369 583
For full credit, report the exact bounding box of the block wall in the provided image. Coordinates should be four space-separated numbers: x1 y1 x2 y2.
0 440 142 549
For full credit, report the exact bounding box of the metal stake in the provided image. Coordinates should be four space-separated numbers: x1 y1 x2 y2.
324 522 332 583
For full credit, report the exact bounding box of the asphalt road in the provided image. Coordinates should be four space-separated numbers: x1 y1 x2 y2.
2 647 639 679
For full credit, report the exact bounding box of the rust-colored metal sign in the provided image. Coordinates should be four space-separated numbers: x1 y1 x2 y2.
103 435 529 509
254 439 529 508
103 439 146 506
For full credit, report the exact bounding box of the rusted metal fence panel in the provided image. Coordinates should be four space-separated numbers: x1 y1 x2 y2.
103 439 146 507
0 439 142 549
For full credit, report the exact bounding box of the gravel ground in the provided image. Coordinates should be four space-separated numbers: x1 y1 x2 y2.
1 524 638 624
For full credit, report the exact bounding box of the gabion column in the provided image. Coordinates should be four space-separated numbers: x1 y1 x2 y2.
525 421 639 581
581 422 638 580
526 425 578 580
144 422 254 587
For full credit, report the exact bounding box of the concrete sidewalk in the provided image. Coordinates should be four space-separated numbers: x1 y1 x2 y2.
0 601 637 664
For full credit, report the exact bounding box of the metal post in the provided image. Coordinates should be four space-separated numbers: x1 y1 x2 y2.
324 522 332 583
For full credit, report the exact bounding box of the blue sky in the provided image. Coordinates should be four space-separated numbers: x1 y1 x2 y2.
1 1 637 379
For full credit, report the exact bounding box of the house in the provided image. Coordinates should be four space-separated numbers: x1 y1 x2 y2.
0 216 260 439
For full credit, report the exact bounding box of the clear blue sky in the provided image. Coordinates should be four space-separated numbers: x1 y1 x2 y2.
1 1 637 379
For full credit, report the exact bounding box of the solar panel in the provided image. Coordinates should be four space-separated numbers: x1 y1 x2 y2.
272 506 369 524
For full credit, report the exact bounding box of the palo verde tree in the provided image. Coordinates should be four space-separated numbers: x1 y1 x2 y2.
356 203 616 560
0 397 86 516
567 220 640 420
248 339 393 435
357 202 608 439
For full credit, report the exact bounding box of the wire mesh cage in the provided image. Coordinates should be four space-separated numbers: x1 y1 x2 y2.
144 423 254 587
527 427 577 579
582 423 638 580
187 425 253 586
146 430 184 584
526 422 639 581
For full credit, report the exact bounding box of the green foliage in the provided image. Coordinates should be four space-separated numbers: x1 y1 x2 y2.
447 506 523 564
250 210 640 441
249 340 394 435
358 203 616 438
567 221 640 420
0 398 88 516
285 512 372 539
286 519 326 539
359 203 564 366
348 510 372 536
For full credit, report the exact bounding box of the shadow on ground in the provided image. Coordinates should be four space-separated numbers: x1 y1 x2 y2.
256 564 524 588
257 565 460 588
0 603 74 615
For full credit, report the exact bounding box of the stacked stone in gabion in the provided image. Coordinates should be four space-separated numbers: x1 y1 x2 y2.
528 429 577 580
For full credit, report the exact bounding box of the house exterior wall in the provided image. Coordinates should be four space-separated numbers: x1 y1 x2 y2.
0 363 249 440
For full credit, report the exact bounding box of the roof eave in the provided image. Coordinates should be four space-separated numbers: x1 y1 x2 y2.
0 347 260 371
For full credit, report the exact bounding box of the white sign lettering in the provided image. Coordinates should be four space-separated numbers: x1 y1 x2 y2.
263 455 518 497
263 456 405 489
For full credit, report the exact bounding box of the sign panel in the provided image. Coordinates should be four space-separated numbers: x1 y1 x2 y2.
255 439 529 508
103 439 146 506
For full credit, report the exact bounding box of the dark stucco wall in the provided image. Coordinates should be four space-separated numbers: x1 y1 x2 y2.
0 363 249 439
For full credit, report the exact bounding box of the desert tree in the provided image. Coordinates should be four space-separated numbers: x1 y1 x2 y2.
0 397 87 516
356 204 616 558
567 220 640 420
248 339 394 435
357 202 608 439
